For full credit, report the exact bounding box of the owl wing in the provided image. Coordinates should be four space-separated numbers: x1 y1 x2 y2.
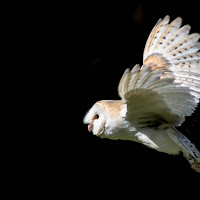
118 15 200 128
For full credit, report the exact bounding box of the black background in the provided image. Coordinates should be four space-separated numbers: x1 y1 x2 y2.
32 1 200 199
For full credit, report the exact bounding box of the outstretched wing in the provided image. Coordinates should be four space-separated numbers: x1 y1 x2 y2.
118 15 200 128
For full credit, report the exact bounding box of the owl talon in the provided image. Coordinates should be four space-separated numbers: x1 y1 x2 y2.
188 158 195 164
187 157 200 164
186 157 200 173
191 162 200 173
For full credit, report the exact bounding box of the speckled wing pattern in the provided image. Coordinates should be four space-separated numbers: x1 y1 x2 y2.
118 15 200 127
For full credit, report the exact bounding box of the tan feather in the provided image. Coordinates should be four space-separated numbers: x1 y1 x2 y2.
143 53 170 71
97 100 123 117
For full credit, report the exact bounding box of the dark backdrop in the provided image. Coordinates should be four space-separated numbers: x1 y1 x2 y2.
36 1 200 199
68 2 200 198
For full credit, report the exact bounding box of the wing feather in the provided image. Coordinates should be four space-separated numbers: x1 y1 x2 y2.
118 68 130 98
118 15 200 128
143 15 170 61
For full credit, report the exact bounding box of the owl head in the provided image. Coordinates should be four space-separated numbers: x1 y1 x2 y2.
83 101 106 136
83 100 126 137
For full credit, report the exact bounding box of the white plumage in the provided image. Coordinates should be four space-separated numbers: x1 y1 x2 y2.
84 16 200 173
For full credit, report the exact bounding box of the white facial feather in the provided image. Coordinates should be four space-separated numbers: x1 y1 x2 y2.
83 106 96 124
83 102 104 124
83 103 106 136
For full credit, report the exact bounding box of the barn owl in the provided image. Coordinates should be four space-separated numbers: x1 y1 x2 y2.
83 15 200 173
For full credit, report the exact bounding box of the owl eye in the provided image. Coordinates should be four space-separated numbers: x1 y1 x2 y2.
93 114 99 120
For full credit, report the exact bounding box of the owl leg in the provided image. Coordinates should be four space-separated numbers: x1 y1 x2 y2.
184 153 200 173
167 127 200 173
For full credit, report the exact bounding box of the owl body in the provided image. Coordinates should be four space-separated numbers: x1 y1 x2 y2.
84 16 200 172
84 100 182 155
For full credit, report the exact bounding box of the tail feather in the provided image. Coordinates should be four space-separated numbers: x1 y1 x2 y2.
167 127 200 159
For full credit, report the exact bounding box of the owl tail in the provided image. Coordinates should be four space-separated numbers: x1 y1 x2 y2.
167 127 200 172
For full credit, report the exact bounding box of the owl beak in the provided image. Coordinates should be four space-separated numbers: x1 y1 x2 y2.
88 123 93 132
